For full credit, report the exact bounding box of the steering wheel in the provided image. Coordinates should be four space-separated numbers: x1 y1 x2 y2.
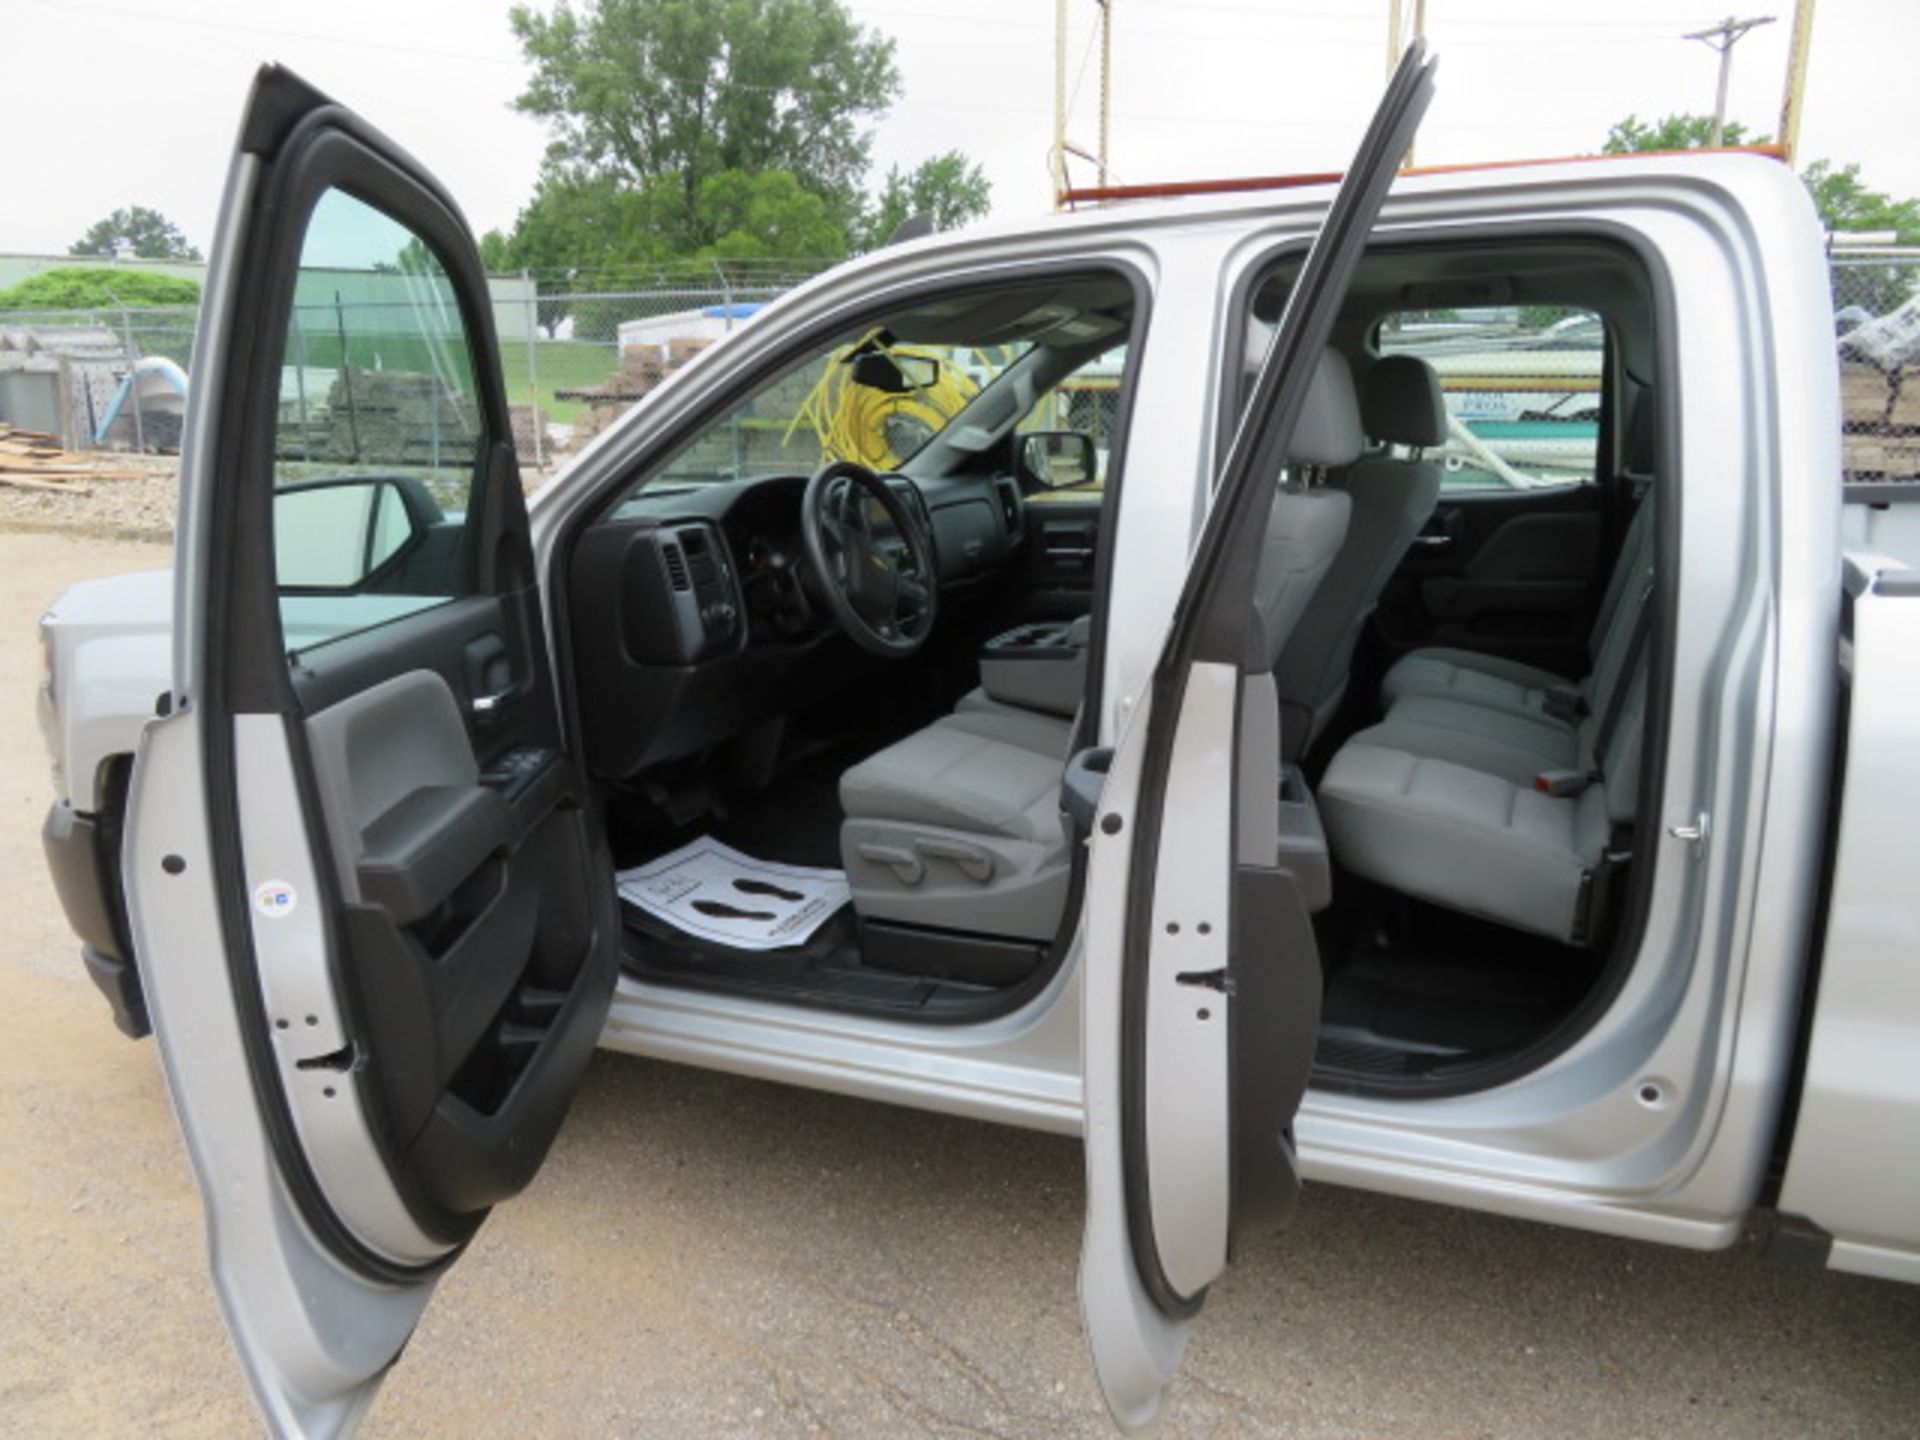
799 460 939 657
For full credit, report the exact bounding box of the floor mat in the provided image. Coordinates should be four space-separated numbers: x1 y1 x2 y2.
617 838 851 952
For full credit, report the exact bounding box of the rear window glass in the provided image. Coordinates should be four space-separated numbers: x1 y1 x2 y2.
1377 306 1603 490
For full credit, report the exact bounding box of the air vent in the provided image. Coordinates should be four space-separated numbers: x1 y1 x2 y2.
994 477 1023 541
660 539 690 591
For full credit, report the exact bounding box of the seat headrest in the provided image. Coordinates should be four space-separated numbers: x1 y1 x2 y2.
1286 349 1364 469
1624 388 1656 477
1362 355 1447 449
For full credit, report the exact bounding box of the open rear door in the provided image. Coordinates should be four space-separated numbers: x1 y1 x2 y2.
1079 44 1436 1429
123 67 619 1434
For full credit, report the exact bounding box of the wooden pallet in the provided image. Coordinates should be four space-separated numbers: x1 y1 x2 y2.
0 423 147 492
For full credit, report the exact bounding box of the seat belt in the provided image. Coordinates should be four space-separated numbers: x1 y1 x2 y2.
1593 577 1655 761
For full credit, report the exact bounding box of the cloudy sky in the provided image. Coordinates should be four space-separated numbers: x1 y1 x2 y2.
10 0 1915 259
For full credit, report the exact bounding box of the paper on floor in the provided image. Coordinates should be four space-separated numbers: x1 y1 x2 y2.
616 837 851 952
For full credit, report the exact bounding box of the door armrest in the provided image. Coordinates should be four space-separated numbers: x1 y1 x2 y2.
1061 746 1115 836
357 785 509 925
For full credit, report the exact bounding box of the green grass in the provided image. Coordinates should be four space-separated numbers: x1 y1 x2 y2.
288 331 619 428
499 340 619 426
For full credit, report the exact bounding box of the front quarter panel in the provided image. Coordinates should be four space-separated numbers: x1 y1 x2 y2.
41 567 174 810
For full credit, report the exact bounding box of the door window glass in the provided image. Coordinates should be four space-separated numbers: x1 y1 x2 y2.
1019 344 1126 505
1377 306 1603 490
272 187 485 652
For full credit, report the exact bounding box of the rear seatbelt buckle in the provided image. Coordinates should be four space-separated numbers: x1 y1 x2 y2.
1540 687 1588 724
1533 768 1598 798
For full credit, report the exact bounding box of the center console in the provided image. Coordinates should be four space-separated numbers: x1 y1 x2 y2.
977 615 1090 718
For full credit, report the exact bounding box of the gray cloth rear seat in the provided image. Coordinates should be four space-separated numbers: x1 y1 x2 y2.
1350 497 1653 790
1346 692 1580 786
1318 658 1645 943
1382 494 1652 721
1381 390 1657 723
1316 391 1658 943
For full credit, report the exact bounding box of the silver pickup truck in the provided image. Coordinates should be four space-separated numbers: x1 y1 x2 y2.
35 50 1920 1437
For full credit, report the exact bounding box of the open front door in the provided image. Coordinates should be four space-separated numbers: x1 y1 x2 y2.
123 67 619 1434
1079 45 1436 1429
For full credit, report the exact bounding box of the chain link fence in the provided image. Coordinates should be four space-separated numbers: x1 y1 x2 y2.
0 260 834 469
4 253 1917 486
1831 250 1920 487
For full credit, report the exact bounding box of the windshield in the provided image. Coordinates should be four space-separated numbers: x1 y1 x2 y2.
648 332 1033 488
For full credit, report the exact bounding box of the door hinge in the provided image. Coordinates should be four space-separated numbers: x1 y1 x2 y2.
1668 811 1711 858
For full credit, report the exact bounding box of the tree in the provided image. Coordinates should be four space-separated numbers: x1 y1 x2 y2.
69 206 202 261
508 0 899 251
0 266 201 311
478 229 516 274
1602 113 1766 154
858 152 992 250
494 175 673 335
1601 113 1920 315
1803 161 1920 316
1801 160 1920 246
696 169 848 260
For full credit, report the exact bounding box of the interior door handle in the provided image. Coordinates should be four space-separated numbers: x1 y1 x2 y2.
1411 534 1454 549
471 682 523 716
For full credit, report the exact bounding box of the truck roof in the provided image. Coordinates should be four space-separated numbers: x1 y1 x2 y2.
1057 144 1791 209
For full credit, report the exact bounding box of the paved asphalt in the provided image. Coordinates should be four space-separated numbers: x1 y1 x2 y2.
5 532 1917 1438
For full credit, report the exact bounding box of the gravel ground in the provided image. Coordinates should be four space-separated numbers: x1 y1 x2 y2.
0 456 564 544
5 529 1919 1438
0 461 179 541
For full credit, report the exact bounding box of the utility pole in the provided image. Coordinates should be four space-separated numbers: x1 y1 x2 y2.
1405 0 1427 166
1097 0 1113 188
1053 0 1069 207
1053 1 1117 203
1684 13 1777 147
1386 0 1403 81
1776 0 1817 163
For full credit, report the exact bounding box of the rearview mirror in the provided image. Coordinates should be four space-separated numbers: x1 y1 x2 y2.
274 476 429 591
849 349 942 393
1020 431 1098 490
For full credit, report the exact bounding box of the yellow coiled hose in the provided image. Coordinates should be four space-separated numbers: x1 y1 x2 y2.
785 334 983 470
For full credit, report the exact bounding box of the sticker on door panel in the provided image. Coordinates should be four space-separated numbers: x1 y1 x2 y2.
253 880 298 919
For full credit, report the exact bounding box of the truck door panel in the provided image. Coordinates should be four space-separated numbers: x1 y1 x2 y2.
1372 483 1603 677
1005 496 1103 622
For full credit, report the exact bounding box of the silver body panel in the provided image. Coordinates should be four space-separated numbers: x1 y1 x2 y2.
1776 552 1920 1283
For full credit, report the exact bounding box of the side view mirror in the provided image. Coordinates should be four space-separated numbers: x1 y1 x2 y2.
1020 430 1099 490
274 476 433 591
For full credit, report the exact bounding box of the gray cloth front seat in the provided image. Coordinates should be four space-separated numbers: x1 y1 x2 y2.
1272 354 1446 760
840 706 1077 940
837 350 1364 941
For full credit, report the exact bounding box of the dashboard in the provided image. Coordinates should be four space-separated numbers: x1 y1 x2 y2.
568 469 1028 777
